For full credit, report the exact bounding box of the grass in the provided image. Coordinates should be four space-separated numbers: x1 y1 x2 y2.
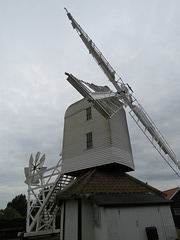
177 228 180 238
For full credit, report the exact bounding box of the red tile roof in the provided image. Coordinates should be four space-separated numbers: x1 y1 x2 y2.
163 187 179 199
58 168 165 199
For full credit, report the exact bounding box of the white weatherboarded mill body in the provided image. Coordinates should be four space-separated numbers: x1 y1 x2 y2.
61 98 134 175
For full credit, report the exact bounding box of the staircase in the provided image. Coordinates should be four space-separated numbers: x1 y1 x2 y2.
22 160 74 238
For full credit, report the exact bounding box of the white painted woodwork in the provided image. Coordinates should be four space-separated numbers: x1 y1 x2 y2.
60 199 177 240
61 98 134 174
63 200 78 240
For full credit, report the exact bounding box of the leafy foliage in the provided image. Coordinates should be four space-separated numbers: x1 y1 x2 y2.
7 194 27 217
0 206 22 220
0 194 27 220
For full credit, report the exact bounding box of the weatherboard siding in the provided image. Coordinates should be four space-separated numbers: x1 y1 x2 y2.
60 199 177 240
81 199 94 240
104 206 177 240
110 109 134 170
63 200 78 240
62 98 134 174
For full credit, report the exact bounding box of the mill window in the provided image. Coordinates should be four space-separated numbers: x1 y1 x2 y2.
86 132 93 149
86 107 92 121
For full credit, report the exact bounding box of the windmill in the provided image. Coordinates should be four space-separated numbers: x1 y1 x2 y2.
64 8 180 177
21 8 179 239
24 152 46 185
22 153 74 238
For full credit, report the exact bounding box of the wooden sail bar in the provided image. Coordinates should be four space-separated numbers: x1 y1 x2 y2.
65 9 180 176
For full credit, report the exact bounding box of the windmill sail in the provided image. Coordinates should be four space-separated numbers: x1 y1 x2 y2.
65 9 180 176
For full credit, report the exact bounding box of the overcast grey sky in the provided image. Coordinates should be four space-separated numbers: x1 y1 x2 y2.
0 0 180 209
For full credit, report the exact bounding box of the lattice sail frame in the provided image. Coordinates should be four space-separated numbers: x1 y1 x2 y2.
65 9 180 177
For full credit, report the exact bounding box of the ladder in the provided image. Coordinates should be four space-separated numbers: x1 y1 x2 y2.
22 159 74 238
